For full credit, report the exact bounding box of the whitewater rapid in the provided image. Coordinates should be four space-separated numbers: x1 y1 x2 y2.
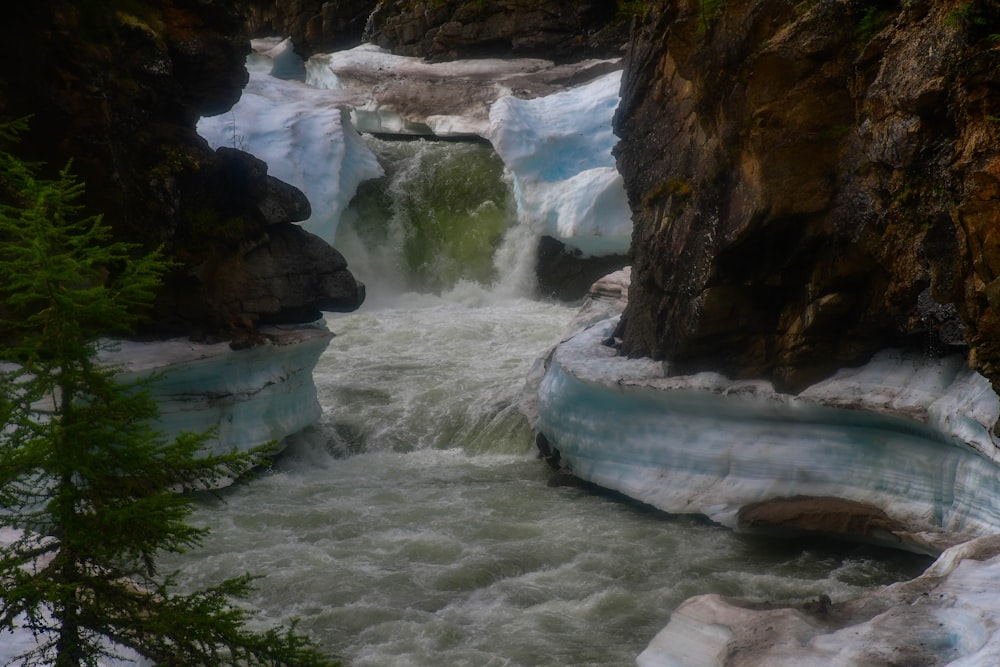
162 111 932 666
0 50 935 665
164 293 929 667
0 132 933 667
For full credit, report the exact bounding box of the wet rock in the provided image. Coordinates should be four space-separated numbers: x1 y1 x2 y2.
548 471 588 488
243 0 376 57
212 147 312 226
638 536 1000 667
535 431 561 469
241 0 629 62
535 236 628 302
615 0 1000 394
737 496 907 544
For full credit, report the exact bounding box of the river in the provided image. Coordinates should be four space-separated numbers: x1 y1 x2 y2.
168 137 930 666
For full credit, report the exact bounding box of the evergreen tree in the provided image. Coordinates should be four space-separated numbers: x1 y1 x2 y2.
0 119 337 667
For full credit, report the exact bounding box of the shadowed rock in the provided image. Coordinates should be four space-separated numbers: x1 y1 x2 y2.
0 2 365 340
738 495 908 544
615 0 1000 394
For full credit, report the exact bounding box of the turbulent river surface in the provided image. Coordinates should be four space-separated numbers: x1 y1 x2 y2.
166 138 930 667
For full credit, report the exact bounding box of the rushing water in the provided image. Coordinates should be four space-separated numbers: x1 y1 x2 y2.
166 138 931 666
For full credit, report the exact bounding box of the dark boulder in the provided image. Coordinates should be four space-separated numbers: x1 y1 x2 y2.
0 1 365 340
535 236 628 303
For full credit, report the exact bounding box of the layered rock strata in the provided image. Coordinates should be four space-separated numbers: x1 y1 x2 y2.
244 0 376 55
615 0 1000 394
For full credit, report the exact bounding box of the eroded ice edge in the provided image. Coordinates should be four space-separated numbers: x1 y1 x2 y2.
95 323 333 460
534 316 1000 666
1 324 331 663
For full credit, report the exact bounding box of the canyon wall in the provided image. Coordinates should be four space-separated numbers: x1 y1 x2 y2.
244 0 376 55
615 0 1000 394
1 2 363 341
243 0 630 61
369 0 628 61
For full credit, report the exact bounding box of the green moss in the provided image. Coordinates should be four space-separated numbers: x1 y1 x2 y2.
149 147 199 182
644 178 696 239
617 0 652 18
114 12 156 37
946 1 990 27
456 0 491 20
988 115 1000 138
793 0 819 16
642 179 694 207
182 206 249 260
856 5 893 43
819 124 854 141
698 0 726 33
402 147 508 289
340 140 512 291
76 0 162 44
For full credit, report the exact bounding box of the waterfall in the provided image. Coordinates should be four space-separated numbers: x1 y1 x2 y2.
361 1 385 44
335 136 538 305
151 132 930 667
158 52 932 667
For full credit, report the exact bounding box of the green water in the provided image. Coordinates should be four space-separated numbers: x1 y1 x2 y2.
164 296 931 667
336 138 513 294
164 137 930 666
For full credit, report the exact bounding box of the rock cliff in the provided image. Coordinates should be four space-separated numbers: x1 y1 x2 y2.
1 1 364 340
242 0 630 61
370 0 629 61
244 0 376 56
615 0 1000 394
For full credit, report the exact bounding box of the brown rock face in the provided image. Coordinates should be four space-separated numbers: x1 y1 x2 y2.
615 0 1000 393
243 0 377 56
241 0 629 62
1 2 364 338
369 0 628 62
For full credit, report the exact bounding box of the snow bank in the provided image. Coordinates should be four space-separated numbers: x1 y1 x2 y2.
97 323 333 458
196 70 383 245
487 72 631 256
533 314 1000 663
536 317 1000 551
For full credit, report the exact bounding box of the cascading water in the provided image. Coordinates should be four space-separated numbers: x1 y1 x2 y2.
333 137 528 300
157 135 933 666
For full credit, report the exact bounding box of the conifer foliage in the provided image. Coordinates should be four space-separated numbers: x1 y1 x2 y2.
0 119 337 666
